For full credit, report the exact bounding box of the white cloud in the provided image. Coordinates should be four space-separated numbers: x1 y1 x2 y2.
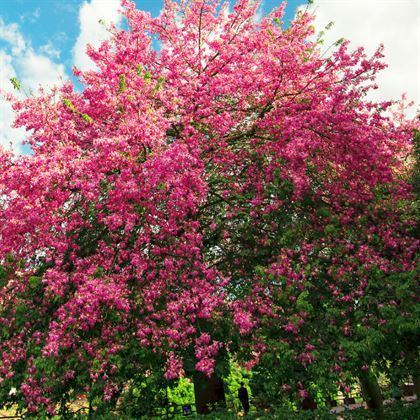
16 51 66 92
0 50 26 153
0 20 67 153
0 17 26 55
304 0 420 116
33 8 41 21
40 41 61 59
72 0 123 71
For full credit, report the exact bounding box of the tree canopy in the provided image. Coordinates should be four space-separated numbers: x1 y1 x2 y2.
0 0 418 416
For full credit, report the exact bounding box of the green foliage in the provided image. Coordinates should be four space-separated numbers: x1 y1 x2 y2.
317 207 331 218
224 359 251 396
296 291 313 312
118 358 168 418
339 400 420 419
0 265 6 287
381 399 420 420
167 377 195 406
195 405 334 419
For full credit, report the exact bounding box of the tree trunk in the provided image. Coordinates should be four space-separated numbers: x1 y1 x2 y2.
300 395 317 410
193 372 226 415
414 375 420 398
359 370 384 420
406 350 420 397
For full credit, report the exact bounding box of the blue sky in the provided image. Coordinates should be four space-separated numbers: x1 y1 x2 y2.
0 0 418 153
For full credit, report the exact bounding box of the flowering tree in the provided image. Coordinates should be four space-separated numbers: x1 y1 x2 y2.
0 0 418 416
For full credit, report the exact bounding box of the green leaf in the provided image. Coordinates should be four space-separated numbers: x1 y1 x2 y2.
28 276 41 288
324 224 336 236
10 77 21 91
325 21 334 31
296 291 313 312
136 64 143 76
118 74 127 94
255 265 266 277
154 76 165 92
63 98 76 112
93 267 104 278
335 37 345 46
82 113 93 124
143 71 152 85
317 207 331 218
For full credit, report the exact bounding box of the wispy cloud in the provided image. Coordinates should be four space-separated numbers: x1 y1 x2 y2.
16 51 66 92
40 40 61 59
0 49 27 153
19 7 41 24
302 0 419 116
0 17 26 55
72 0 123 71
0 18 67 153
